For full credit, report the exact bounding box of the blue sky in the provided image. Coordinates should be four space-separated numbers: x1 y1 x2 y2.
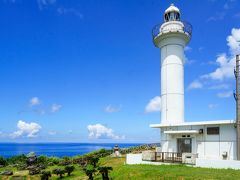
0 0 240 143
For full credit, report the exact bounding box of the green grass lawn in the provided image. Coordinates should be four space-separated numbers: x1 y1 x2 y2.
1 157 240 179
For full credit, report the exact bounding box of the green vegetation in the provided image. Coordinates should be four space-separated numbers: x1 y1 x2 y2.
52 168 66 178
99 157 240 180
41 170 51 180
0 145 240 179
64 165 75 176
83 164 96 180
98 166 112 180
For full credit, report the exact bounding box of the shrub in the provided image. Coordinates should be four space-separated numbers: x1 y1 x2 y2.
0 170 13 176
28 166 41 175
41 170 51 180
72 156 86 166
0 156 7 166
59 156 72 166
87 156 99 168
47 157 60 165
7 154 27 165
98 166 113 180
16 163 28 170
52 168 65 178
37 156 48 165
83 164 96 180
64 165 75 176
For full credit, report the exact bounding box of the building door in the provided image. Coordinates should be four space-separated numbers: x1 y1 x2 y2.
177 138 192 153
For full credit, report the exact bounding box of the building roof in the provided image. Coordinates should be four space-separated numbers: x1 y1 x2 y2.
165 4 180 14
164 130 199 134
150 120 235 128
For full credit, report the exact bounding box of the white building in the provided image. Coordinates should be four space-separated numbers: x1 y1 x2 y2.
150 120 236 160
127 4 240 169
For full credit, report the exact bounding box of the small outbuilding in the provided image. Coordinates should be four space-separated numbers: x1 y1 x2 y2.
150 120 236 160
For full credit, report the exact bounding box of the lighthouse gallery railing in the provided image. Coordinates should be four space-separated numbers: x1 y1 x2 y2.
152 21 192 40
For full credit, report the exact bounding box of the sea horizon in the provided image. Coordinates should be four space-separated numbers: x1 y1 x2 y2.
0 142 143 158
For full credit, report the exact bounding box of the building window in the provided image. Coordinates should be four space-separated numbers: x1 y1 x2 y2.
207 127 219 135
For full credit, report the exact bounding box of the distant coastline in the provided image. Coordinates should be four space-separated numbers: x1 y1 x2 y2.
0 143 142 158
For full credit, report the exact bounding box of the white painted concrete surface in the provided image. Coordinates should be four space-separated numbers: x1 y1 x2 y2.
196 158 240 169
153 4 191 125
126 153 164 165
126 154 240 169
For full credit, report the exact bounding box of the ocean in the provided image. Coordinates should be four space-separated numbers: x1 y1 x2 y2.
0 143 141 158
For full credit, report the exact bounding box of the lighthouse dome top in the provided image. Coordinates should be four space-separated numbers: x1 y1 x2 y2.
164 3 181 22
165 3 180 14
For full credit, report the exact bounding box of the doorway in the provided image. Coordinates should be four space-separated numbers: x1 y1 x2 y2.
177 138 192 153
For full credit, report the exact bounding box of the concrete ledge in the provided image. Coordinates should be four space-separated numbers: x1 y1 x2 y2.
126 153 166 165
196 158 240 169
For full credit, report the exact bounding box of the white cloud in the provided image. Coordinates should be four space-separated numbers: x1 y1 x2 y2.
223 0 236 10
87 124 125 140
217 91 233 98
184 56 196 65
30 97 41 106
104 105 121 113
233 13 240 19
208 104 218 109
198 47 204 52
184 46 192 52
48 131 57 135
145 96 161 113
227 28 240 55
201 54 235 81
207 12 226 22
187 80 203 90
57 7 83 19
201 28 240 81
11 120 41 138
51 104 62 113
208 84 230 90
37 0 56 9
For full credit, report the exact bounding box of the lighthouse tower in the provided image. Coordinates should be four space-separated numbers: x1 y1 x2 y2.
152 4 192 124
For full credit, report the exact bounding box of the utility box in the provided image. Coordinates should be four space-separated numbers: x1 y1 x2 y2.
182 153 197 165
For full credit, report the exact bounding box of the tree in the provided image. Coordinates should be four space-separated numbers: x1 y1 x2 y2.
52 168 65 178
88 156 99 168
83 164 96 180
98 166 113 180
0 156 7 166
28 166 41 175
41 171 51 180
37 156 48 165
64 165 75 176
7 154 27 165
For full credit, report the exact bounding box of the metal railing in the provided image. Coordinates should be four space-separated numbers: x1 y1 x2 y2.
152 21 192 40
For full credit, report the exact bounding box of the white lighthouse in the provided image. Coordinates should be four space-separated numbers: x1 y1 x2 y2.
152 4 192 124
127 3 240 169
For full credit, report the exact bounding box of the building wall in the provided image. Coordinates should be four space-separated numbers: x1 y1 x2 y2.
126 153 240 169
160 124 236 160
